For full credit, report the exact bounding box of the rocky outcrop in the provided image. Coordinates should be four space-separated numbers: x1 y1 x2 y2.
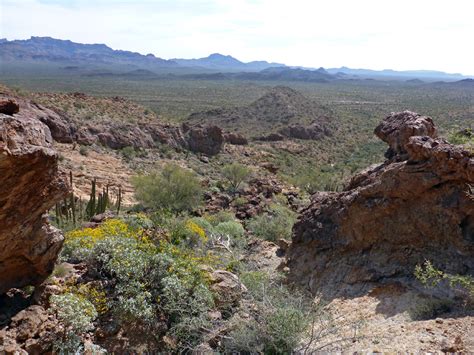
182 124 224 156
1 92 229 155
0 111 68 294
278 121 332 140
13 99 75 143
0 99 19 115
209 270 247 309
224 132 248 145
0 305 59 353
287 111 474 297
374 111 437 159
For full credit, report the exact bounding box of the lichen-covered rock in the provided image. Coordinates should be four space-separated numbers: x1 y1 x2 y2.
287 112 474 298
0 113 68 294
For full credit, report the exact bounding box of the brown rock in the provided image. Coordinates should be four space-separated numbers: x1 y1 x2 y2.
278 121 332 140
224 132 248 145
0 113 68 294
258 132 285 141
209 270 247 308
374 110 437 159
14 99 75 143
0 305 59 354
287 112 474 297
0 99 19 115
182 124 224 156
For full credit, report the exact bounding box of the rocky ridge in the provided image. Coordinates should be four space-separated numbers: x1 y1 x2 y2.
0 89 231 156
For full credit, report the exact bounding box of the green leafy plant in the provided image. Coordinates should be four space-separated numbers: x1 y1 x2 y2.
132 163 203 213
247 204 296 242
50 293 98 353
224 271 316 354
222 163 251 192
415 260 474 305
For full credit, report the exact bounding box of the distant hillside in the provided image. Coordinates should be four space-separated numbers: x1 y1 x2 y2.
187 86 332 137
0 37 177 68
326 66 469 81
182 66 336 82
172 53 285 72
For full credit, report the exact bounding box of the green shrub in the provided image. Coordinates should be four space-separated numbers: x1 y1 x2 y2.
232 196 248 207
132 163 203 213
409 298 453 320
247 204 296 242
79 146 89 156
415 260 474 304
50 293 98 353
120 146 136 161
205 211 236 226
225 271 315 354
60 218 217 350
222 163 251 192
214 221 245 239
292 166 343 194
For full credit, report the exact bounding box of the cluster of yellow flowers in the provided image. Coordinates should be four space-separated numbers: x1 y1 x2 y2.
64 283 109 315
65 219 139 249
185 220 207 242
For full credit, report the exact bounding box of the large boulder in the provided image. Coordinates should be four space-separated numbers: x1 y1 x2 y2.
182 124 224 156
374 110 437 159
286 112 474 297
278 121 332 140
224 132 248 145
0 112 68 294
14 100 75 144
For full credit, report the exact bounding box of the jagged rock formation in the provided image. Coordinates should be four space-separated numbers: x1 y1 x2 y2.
287 111 474 297
0 104 69 294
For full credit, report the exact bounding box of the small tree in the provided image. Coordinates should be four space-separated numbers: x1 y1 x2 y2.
132 164 203 213
222 163 251 192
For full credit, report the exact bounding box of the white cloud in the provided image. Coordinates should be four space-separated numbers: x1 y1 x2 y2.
1 0 473 74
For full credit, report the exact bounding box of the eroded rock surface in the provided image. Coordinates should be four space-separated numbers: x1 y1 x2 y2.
287 111 474 297
0 111 68 294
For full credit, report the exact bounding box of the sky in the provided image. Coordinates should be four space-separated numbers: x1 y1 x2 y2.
1 0 473 75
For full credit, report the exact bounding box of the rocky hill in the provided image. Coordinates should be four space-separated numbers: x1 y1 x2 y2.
188 86 333 138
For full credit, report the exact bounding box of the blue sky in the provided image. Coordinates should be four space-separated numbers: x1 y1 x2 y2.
1 0 473 74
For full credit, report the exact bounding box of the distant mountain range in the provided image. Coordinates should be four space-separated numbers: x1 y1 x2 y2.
0 36 472 81
0 37 282 72
172 53 285 72
326 67 468 80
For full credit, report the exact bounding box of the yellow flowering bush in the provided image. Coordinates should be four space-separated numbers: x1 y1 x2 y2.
65 219 136 249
